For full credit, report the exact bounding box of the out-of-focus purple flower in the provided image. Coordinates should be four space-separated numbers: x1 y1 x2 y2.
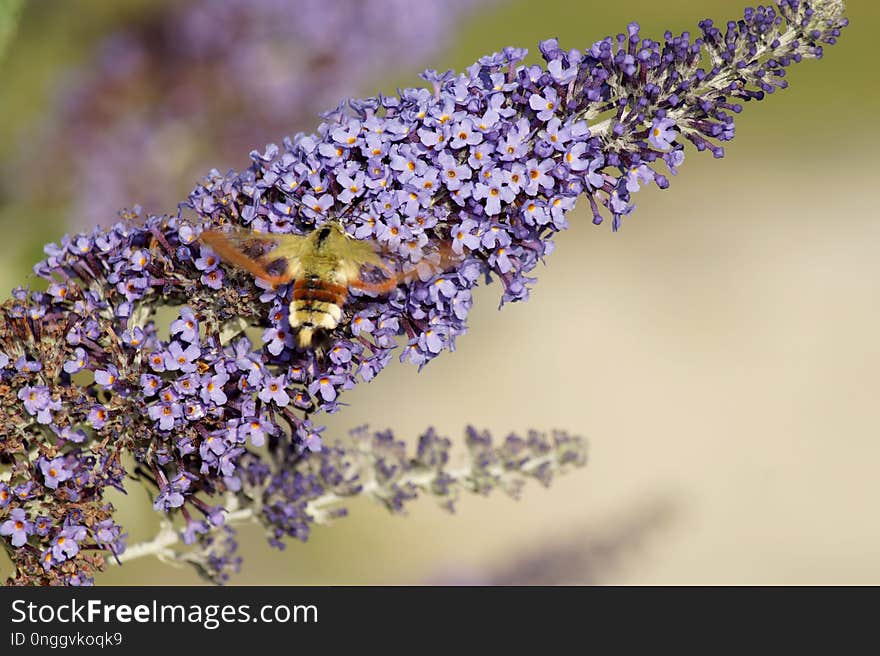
15 356 42 373
55 426 88 444
18 385 50 415
12 0 486 227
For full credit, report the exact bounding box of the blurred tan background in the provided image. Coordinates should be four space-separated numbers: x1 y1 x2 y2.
1 0 878 584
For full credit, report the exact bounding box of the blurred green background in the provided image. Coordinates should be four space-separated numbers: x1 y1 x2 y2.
1 0 878 584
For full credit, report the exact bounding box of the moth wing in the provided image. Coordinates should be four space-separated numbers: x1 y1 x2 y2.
267 232 315 261
336 234 385 268
349 238 462 295
200 229 307 284
410 240 462 282
264 232 320 280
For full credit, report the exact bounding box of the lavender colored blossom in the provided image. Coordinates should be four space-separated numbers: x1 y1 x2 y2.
33 516 52 537
170 307 200 343
51 525 87 561
40 457 74 490
148 401 182 431
62 347 88 374
648 117 678 151
0 0 846 586
87 405 109 429
153 474 190 511
93 519 127 554
164 341 201 373
236 425 586 553
93 366 119 389
201 372 229 406
0 508 32 547
257 375 290 407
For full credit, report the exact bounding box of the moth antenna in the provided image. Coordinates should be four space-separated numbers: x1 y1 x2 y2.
279 190 330 224
350 240 462 296
280 187 362 225
335 197 369 224
278 189 306 208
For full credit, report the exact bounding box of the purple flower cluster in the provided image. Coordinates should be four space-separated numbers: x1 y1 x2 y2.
169 424 586 578
2 216 587 583
189 0 846 395
9 0 484 227
0 293 128 585
0 0 846 585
